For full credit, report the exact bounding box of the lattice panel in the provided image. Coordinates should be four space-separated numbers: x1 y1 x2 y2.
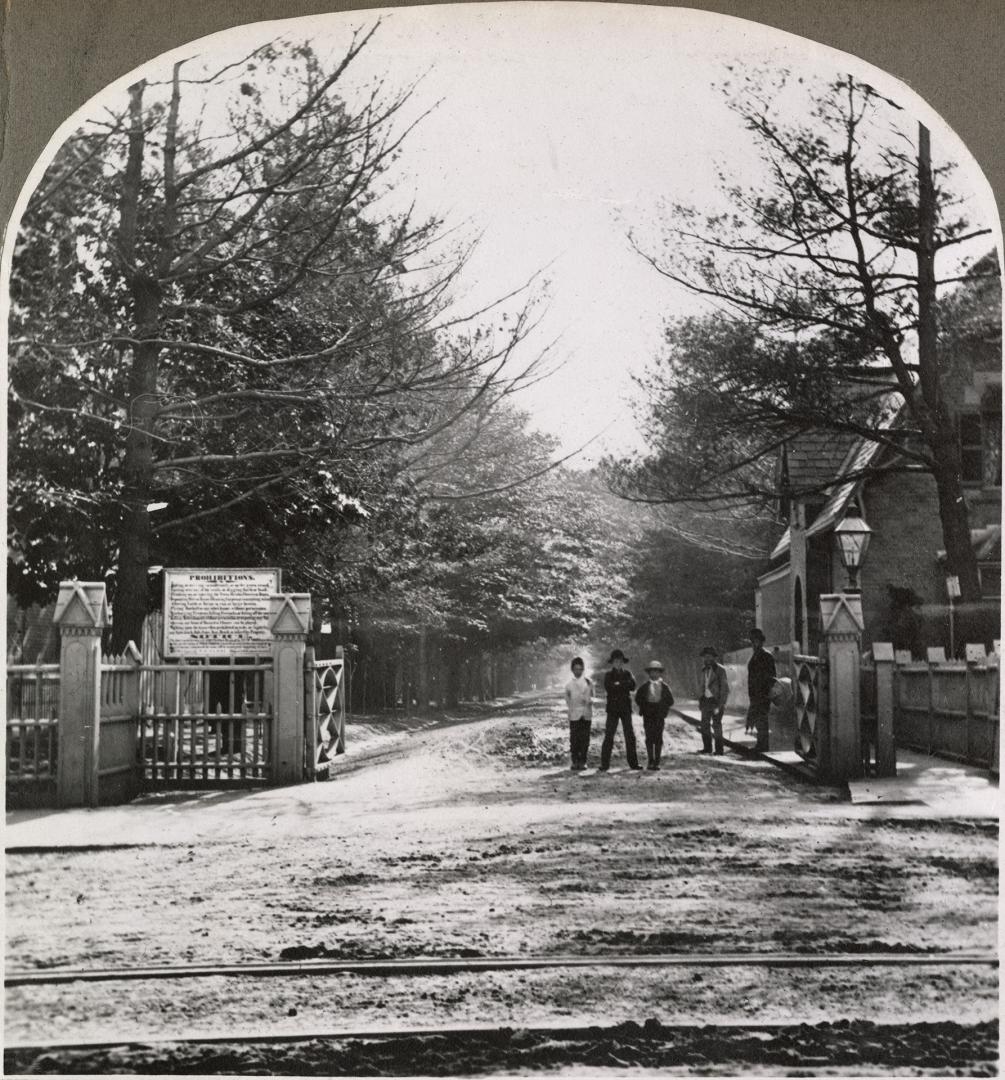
795 659 823 760
312 661 345 769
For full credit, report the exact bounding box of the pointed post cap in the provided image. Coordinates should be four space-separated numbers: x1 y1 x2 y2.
268 593 311 636
53 581 109 629
819 593 864 636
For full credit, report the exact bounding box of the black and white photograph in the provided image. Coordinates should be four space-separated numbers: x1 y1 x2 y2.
3 1 1001 1075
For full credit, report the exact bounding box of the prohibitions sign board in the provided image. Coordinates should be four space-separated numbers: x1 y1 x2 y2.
163 568 281 657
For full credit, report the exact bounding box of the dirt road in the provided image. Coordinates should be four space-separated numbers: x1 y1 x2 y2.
5 696 998 1071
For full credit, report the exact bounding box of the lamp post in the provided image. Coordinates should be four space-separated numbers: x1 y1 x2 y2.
834 511 873 592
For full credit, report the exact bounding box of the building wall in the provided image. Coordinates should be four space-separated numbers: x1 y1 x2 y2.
805 534 834 653
756 569 791 649
859 470 945 651
752 358 1001 659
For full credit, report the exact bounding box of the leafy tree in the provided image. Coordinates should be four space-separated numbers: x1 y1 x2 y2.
625 70 997 605
303 398 644 710
9 28 541 650
620 517 758 653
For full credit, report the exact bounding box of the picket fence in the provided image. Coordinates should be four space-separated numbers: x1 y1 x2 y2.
7 599 346 808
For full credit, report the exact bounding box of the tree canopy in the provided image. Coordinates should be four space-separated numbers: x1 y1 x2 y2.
9 28 544 648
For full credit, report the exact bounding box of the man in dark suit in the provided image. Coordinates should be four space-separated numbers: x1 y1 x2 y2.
599 649 640 771
697 645 730 755
635 661 674 770
747 628 776 752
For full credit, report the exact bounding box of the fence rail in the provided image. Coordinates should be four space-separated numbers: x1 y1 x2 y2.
7 587 348 806
138 712 273 784
6 664 60 804
137 659 273 785
7 663 60 722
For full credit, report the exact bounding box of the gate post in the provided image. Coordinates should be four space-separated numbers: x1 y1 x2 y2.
268 593 311 784
53 581 109 807
872 642 897 777
819 593 865 782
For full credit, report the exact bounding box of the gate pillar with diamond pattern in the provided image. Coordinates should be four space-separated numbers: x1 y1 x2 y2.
268 593 311 785
305 647 346 780
793 653 827 771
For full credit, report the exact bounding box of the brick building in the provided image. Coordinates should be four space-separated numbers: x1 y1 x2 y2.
755 263 1002 657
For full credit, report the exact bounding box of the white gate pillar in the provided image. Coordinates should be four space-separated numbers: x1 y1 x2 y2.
268 593 311 784
819 593 865 783
53 581 109 807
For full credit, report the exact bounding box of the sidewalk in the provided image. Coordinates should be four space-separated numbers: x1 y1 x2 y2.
674 700 999 818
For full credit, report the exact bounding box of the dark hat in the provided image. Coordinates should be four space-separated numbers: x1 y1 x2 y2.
699 645 718 657
608 649 629 663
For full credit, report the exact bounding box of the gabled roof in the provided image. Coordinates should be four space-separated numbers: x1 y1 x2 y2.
805 437 887 540
771 436 888 560
782 430 859 496
772 396 904 561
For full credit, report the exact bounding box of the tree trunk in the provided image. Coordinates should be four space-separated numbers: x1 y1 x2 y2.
111 81 160 653
488 653 498 701
445 650 460 709
417 629 430 713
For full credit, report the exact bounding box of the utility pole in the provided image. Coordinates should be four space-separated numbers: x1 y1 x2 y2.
916 121 982 617
916 123 938 408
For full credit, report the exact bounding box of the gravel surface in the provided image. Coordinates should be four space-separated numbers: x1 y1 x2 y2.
5 697 999 1074
6 1020 998 1076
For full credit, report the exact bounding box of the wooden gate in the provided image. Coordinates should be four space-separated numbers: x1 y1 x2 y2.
97 646 142 804
793 653 827 768
137 658 273 786
306 648 346 779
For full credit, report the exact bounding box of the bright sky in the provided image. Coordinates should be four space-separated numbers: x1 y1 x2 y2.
47 2 997 466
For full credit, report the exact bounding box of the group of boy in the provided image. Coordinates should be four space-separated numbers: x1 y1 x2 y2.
563 630 776 771
564 651 676 772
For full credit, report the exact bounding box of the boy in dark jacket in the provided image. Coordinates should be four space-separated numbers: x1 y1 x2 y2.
600 649 640 771
634 661 674 770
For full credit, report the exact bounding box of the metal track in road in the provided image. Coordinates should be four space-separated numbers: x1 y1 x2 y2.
7 950 997 987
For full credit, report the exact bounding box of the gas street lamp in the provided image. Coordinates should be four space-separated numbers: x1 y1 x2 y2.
834 510 872 592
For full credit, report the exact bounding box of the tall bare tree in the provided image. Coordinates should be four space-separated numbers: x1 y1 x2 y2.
625 71 997 605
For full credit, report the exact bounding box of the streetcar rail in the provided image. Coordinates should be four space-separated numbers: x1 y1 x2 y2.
6 949 997 987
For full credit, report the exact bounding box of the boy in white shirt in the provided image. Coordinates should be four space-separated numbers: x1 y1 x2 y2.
564 656 594 771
